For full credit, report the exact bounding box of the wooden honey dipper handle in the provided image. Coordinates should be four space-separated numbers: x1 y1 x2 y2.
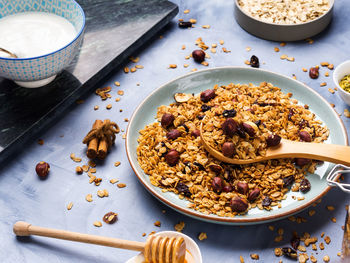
13 221 145 252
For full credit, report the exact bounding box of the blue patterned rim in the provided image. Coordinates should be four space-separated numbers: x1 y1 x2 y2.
0 0 85 61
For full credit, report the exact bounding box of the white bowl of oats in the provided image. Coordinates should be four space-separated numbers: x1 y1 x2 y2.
234 0 334 41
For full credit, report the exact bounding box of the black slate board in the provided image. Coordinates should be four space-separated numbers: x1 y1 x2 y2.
0 0 178 162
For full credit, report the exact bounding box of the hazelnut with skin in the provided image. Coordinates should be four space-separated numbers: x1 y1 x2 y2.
36 161 50 179
192 49 205 63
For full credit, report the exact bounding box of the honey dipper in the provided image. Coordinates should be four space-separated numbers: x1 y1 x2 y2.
13 221 186 263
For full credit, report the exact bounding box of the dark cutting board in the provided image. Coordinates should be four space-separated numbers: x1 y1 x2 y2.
0 0 178 162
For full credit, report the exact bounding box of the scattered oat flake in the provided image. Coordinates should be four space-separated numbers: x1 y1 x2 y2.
93 221 102 227
210 48 216 53
114 161 121 167
130 67 136 73
274 248 283 257
135 65 144 69
331 217 336 223
328 88 335 94
198 232 207 241
114 81 120 86
82 165 89 172
38 139 44 145
245 46 251 51
122 134 126 139
189 18 196 24
328 64 334 70
181 45 186 50
183 64 189 68
321 62 329 67
325 71 329 77
185 55 190 60
88 160 96 167
250 254 259 260
337 252 341 257
67 202 73 210
287 57 295 62
324 236 331 244
302 67 307 72
344 109 350 118
154 221 161 227
174 221 185 232
94 105 99 111
240 255 245 263
169 64 177 69
280 54 288 60
306 38 314 44
191 68 197 72
117 90 124 96
117 183 126 188
320 82 327 87
183 9 190 14
326 205 335 211
219 40 224 45
321 232 325 238
142 233 146 237
211 43 217 48
202 25 210 29
308 210 316 216
222 47 231 53
70 153 82 163
124 67 129 73
280 42 286 47
274 47 280 52
110 178 119 184
268 225 275 231
201 61 209 66
323 255 330 262
106 104 112 110
86 194 93 202
319 242 325 250
115 98 120 102
75 166 83 174
129 56 139 63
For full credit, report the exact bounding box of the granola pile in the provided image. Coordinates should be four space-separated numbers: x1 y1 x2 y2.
137 82 329 217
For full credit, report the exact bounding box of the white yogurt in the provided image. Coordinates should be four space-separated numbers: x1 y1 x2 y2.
0 11 76 58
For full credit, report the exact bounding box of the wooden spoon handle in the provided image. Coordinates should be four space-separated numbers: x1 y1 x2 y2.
270 140 350 166
13 221 145 252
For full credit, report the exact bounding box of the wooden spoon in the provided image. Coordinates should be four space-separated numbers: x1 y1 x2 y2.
13 221 186 263
200 123 350 166
0 47 17 58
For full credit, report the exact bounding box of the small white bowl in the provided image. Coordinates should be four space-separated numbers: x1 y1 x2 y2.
333 60 350 106
125 231 202 263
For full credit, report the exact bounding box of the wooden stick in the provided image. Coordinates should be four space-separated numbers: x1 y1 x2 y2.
97 120 108 160
87 120 103 159
13 221 145 252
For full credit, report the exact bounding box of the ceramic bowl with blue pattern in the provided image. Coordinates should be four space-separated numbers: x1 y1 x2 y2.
0 0 85 88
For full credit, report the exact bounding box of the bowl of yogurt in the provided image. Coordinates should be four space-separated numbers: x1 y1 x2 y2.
0 0 85 88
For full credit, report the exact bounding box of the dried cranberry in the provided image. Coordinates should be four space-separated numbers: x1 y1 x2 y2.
236 123 246 138
176 182 191 197
212 177 223 193
250 55 260 68
222 109 237 118
299 178 311 193
201 104 211 112
178 21 192 28
283 175 295 187
262 196 272 207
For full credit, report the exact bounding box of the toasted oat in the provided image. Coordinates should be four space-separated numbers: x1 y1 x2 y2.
183 64 189 68
274 47 280 52
117 90 124 96
240 256 245 263
115 98 120 102
174 221 185 232
306 38 314 44
154 221 161 227
274 236 283 242
268 225 275 231
280 54 288 60
76 166 83 174
94 105 99 110
67 202 73 210
319 242 325 250
298 245 306 252
93 221 102 227
250 254 259 260
219 40 224 45
189 18 197 24
246 46 251 51
274 247 283 256
70 153 82 163
106 104 112 110
117 183 126 188
324 71 330 77
110 178 119 184
244 60 250 65
304 237 317 246
124 67 129 73
331 217 336 223
210 48 216 53
287 57 295 62
299 254 308 263
344 109 350 118
191 68 198 72
86 194 93 202
88 160 96 167
202 25 210 29
324 236 331 244
308 210 316 216
201 61 209 66
114 161 121 167
321 62 329 67
198 232 207 241
327 64 334 70
142 233 146 237
183 9 190 14
320 82 327 87
82 165 89 172
312 244 317 250
114 81 120 86
280 42 286 47
169 64 177 69
321 232 325 238
302 68 308 72
222 47 231 53
97 189 108 198
326 205 335 211
130 67 137 73
323 255 330 262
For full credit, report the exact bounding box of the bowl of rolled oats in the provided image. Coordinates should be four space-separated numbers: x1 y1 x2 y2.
126 67 347 225
234 0 334 41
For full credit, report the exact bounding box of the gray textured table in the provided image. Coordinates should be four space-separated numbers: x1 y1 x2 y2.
1 0 350 262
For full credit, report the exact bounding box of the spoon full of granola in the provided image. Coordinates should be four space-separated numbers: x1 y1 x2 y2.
200 117 350 166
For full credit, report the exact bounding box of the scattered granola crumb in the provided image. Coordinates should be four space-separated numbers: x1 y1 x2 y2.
169 64 177 69
308 210 316 216
344 109 350 118
110 178 119 184
117 90 124 96
114 81 120 86
198 232 207 241
328 64 334 70
106 104 112 110
202 25 210 29
222 47 231 53
321 62 329 67
326 205 335 211
70 153 82 163
86 194 93 202
331 217 336 223
75 166 83 174
302 67 307 72
306 38 314 44
184 64 189 68
321 232 325 238
280 54 287 60
210 48 216 53
323 255 330 262
337 252 341 257
324 236 331 244
244 60 250 65
181 45 186 50
201 61 209 66
280 42 286 47
130 67 136 73
67 202 73 210
94 105 99 110
268 225 275 231
250 254 259 260
93 221 102 227
114 161 121 167
184 9 190 14
174 221 185 232
240 255 245 263
154 221 161 227
115 98 120 102
219 40 224 45
117 183 126 188
88 160 96 167
38 139 44 145
124 67 129 73
191 68 198 72
319 242 325 250
320 82 327 87
325 71 330 77
328 88 335 94
274 247 283 256
246 46 251 51
142 233 146 237
274 47 280 52
189 18 197 24
287 56 295 62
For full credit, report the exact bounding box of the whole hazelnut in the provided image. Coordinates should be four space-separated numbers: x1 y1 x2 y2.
192 49 205 63
295 158 311 167
36 161 50 179
161 113 175 128
230 197 248 212
191 129 200 138
222 118 238 137
242 121 258 137
165 150 180 166
166 129 181 140
222 142 235 157
309 67 319 79
200 89 216 102
236 182 249 195
222 184 233 193
248 188 260 202
299 131 312 142
212 177 223 193
266 134 281 147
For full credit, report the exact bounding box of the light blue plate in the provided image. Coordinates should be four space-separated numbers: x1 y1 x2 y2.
126 67 348 225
